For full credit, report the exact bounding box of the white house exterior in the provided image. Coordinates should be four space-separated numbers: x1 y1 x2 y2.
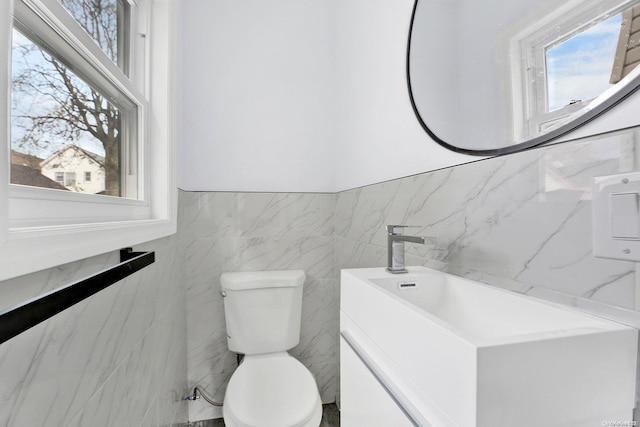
40 145 106 194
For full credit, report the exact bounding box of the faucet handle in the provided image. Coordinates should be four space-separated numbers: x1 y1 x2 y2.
386 225 420 235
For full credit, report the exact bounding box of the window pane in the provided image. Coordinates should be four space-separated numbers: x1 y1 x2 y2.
546 13 622 111
65 171 76 186
10 27 131 197
58 0 129 73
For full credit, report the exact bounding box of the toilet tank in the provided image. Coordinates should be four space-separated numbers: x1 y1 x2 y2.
221 270 305 355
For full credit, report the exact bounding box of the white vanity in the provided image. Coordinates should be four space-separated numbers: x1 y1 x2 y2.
340 267 638 427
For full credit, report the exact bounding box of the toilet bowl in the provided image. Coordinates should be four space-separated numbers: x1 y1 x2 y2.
223 353 322 427
221 270 322 427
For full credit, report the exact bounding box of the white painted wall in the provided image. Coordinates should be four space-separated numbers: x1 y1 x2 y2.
177 0 640 193
177 0 336 192
332 0 476 192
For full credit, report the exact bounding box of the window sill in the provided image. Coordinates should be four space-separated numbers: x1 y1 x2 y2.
0 213 176 282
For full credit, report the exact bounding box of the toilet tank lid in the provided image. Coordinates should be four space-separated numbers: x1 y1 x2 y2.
221 270 305 291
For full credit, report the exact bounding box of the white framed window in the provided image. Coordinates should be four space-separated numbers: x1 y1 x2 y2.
0 0 177 281
65 172 76 187
505 0 640 142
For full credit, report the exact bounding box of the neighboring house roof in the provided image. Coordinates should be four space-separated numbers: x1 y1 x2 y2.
40 145 105 169
11 150 44 170
10 163 69 190
610 4 640 84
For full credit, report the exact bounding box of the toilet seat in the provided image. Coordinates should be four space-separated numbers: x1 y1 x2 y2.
223 353 322 427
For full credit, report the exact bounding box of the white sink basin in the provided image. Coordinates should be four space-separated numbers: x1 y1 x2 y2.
340 267 638 427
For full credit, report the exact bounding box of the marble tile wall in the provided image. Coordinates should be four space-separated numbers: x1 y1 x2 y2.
0 235 188 427
336 127 640 321
2 125 636 426
179 127 640 423
335 127 640 416
180 191 338 422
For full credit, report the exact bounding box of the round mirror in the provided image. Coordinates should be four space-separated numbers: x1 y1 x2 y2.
407 0 640 155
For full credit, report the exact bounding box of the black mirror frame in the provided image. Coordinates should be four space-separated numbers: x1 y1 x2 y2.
406 0 640 156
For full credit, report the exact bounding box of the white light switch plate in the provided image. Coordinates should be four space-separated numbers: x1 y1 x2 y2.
593 172 640 261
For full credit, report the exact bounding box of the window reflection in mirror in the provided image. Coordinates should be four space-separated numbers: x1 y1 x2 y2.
407 0 640 154
546 13 622 112
511 0 640 142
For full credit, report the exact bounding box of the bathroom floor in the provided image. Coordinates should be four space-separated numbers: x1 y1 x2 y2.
188 403 340 427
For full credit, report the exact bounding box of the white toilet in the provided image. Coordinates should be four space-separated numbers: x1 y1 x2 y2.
220 270 323 427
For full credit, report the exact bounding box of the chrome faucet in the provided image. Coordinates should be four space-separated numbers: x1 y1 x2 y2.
386 225 437 274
